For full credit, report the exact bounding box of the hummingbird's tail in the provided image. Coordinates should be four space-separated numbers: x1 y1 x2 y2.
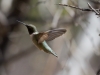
49 50 58 57
43 48 58 57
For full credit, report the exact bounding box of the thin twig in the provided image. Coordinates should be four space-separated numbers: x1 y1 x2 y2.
57 3 100 15
87 2 100 15
56 3 93 11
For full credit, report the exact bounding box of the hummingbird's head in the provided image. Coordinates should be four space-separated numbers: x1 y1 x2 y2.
26 24 37 34
16 20 37 35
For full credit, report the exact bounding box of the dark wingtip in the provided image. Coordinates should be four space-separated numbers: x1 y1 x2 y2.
59 28 67 33
63 29 67 33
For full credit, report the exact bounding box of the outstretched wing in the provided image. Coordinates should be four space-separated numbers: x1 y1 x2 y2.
38 28 66 43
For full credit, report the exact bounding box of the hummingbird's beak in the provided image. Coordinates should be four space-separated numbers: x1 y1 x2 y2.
16 20 28 26
16 20 35 34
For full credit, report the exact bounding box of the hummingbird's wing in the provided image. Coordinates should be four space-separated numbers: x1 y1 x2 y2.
38 28 66 43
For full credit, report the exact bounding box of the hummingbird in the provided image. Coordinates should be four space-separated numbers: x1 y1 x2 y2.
16 20 66 57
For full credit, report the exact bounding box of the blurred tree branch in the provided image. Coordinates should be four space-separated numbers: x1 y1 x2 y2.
57 3 100 15
0 0 30 64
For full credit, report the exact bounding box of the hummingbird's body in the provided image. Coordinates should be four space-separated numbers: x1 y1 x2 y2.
31 32 57 57
17 20 66 57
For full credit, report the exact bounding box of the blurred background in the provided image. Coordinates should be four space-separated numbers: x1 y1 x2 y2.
0 0 100 75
